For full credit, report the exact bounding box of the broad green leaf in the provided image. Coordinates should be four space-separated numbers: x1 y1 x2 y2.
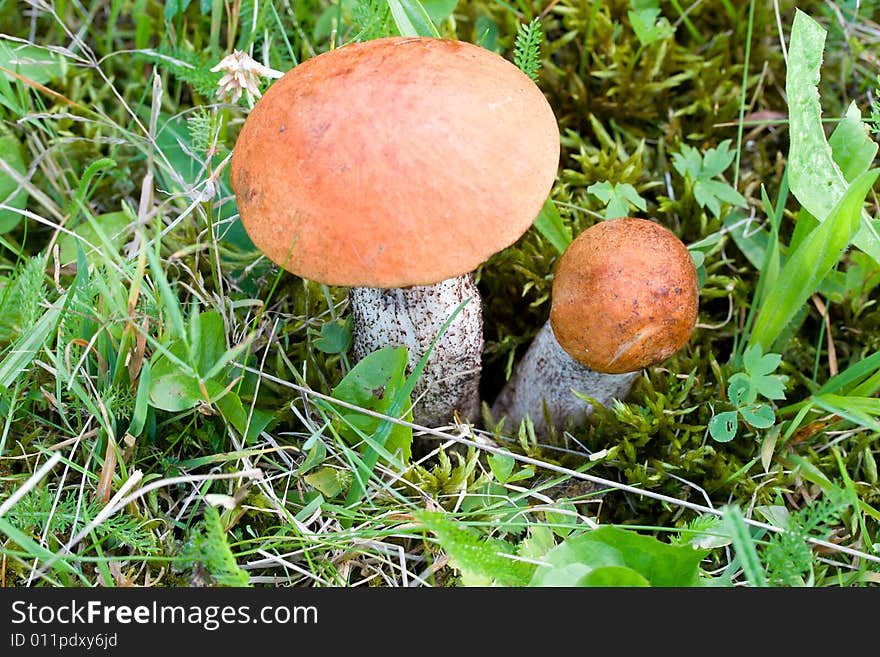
739 404 775 429
56 211 130 264
420 0 458 23
529 526 707 587
149 360 226 411
387 0 441 38
533 198 571 254
294 440 327 476
728 373 756 406
475 15 500 51
708 411 738 443
214 392 274 443
743 344 780 376
148 340 229 412
579 566 651 587
0 135 27 233
588 181 647 219
786 10 880 264
190 310 226 376
829 102 878 182
0 42 64 85
303 466 349 498
701 139 738 177
329 346 413 463
312 318 352 354
488 451 515 483
749 168 879 351
628 8 674 46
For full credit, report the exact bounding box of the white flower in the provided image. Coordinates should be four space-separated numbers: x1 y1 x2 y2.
210 50 283 106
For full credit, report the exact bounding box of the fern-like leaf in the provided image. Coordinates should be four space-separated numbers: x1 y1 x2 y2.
513 18 543 83
182 505 250 587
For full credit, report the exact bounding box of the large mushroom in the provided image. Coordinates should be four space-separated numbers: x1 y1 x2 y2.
492 217 699 437
230 37 560 427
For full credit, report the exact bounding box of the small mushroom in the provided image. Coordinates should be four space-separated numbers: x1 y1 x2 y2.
230 37 560 427
491 217 699 437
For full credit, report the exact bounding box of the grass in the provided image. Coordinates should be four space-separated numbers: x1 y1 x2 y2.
1 0 880 587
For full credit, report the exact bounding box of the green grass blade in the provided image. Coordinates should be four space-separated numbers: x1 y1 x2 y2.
533 198 570 254
0 293 65 390
388 0 441 38
0 517 86 584
749 168 879 351
722 505 768 587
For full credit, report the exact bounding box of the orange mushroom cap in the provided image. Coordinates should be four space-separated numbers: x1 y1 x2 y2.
230 37 560 288
549 218 699 374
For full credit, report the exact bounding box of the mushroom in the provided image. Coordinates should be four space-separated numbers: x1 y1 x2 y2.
230 37 560 427
491 217 699 437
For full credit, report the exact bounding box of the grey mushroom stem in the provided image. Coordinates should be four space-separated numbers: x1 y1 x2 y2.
491 320 639 438
349 274 483 428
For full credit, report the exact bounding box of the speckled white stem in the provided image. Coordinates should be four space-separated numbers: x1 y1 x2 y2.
349 274 482 428
491 320 638 437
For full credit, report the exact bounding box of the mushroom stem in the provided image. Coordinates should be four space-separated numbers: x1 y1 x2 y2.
349 274 483 427
491 320 638 438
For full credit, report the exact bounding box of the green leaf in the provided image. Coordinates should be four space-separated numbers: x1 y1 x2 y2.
628 8 674 46
740 344 786 401
728 373 756 406
786 10 880 264
0 42 64 85
214 392 274 444
0 294 66 391
304 467 350 498
532 198 570 254
724 212 848 302
128 359 152 437
513 18 543 82
708 411 738 443
749 168 879 351
329 346 413 464
743 344 780 376
488 451 515 483
829 102 878 182
148 340 227 412
739 404 775 429
387 0 441 38
701 139 738 177
190 310 227 376
529 526 707 587
475 15 500 51
0 135 27 233
420 0 457 23
312 318 352 355
588 181 647 219
416 511 534 586
56 211 130 265
579 566 651 587
671 144 702 179
722 506 767 587
672 140 745 218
